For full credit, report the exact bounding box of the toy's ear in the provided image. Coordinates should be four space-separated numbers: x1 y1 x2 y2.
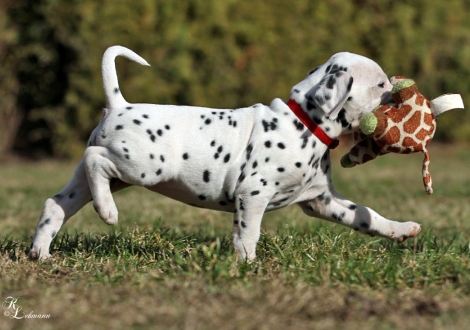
313 71 353 120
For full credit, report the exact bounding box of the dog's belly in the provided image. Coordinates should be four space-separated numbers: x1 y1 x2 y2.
145 180 237 212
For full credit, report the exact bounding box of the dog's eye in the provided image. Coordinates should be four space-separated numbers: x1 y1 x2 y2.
378 81 386 88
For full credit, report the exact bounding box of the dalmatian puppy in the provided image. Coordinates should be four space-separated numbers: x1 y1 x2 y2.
29 46 421 260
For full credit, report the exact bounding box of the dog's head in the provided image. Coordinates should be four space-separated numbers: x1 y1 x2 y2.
290 52 392 132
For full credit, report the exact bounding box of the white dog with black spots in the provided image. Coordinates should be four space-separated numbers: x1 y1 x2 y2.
29 46 421 260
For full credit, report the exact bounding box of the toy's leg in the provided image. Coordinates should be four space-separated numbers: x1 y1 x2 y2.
422 149 433 194
299 185 421 241
341 134 384 168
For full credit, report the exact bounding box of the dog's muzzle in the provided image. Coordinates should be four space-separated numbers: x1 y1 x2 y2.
381 91 393 105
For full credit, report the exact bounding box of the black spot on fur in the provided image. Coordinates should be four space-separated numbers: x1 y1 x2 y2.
253 161 258 169
157 129 163 136
211 140 216 147
114 88 119 94
156 169 162 175
306 100 317 111
198 194 207 200
183 153 189 160
150 154 154 159
133 119 141 125
265 157 270 162
313 116 323 125
349 204 357 210
141 173 146 178
51 231 56 238
277 143 285 149
246 143 253 160
251 190 260 196
277 167 285 172
262 119 277 132
336 109 349 128
143 114 149 119
125 155 130 160
309 67 319 75
241 221 247 228
203 170 211 183
293 120 304 131
264 141 272 148
123 148 129 152
165 125 170 130
315 95 325 106
115 125 123 130
39 218 51 229
205 119 212 125
347 77 354 91
301 138 308 149
224 153 231 163
295 162 302 168
160 155 165 162
150 135 156 142
325 64 331 73
326 76 336 89
217 146 223 153
126 106 132 110
238 172 246 182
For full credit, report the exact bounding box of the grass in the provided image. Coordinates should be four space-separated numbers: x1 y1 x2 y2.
1 142 470 329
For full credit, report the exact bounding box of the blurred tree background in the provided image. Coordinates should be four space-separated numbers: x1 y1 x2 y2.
1 0 469 158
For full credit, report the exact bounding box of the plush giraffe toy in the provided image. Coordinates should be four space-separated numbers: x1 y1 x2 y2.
341 76 464 194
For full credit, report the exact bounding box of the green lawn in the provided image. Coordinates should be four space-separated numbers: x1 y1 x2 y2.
1 143 470 329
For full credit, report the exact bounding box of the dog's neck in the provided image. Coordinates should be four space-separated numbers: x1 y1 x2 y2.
287 99 350 148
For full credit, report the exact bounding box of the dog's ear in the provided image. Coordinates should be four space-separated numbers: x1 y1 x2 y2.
313 71 353 120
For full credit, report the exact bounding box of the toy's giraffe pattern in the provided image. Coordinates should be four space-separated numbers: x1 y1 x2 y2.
346 76 436 194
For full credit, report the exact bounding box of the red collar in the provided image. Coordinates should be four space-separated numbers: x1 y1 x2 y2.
287 99 339 149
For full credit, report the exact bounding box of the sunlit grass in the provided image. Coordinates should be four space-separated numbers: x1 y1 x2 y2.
1 143 470 329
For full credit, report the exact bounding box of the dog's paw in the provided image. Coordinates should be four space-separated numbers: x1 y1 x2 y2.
93 202 119 225
391 221 421 242
28 250 52 261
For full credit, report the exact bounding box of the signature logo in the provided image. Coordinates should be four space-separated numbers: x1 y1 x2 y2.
3 296 50 319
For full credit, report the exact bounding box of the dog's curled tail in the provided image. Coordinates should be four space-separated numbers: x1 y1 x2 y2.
102 45 150 109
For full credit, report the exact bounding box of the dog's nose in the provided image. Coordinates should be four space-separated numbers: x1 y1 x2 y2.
381 91 393 104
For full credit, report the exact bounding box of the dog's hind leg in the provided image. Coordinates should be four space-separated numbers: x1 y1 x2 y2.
29 160 93 260
83 146 122 225
299 186 421 242
29 157 131 260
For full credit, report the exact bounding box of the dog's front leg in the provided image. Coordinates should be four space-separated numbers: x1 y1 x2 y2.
299 186 421 242
232 194 269 261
